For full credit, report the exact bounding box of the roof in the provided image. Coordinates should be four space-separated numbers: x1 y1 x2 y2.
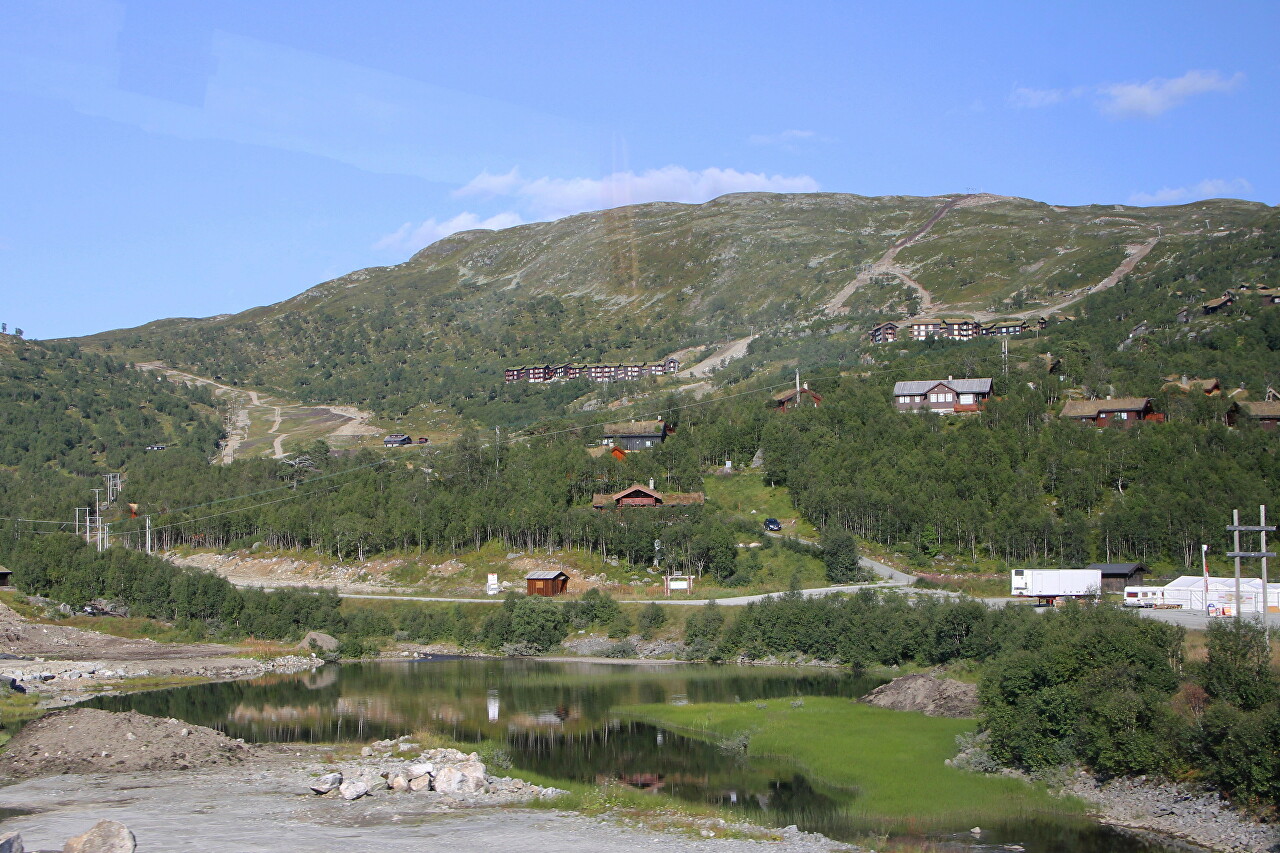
602 420 666 436
771 387 823 404
1161 377 1221 394
1086 563 1147 575
893 378 993 396
591 484 705 508
1203 294 1234 309
905 318 942 326
1241 401 1280 419
525 570 569 580
870 321 899 330
1060 397 1152 418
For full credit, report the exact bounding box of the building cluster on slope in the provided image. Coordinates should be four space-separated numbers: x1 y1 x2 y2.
869 316 1046 345
1192 284 1280 318
505 357 680 384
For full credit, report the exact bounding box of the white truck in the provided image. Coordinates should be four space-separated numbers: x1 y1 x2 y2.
1010 568 1102 605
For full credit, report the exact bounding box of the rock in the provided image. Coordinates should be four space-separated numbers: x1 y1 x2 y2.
360 746 373 757
432 765 484 795
298 631 339 654
0 831 23 853
310 772 342 794
387 770 411 792
338 780 369 800
62 820 135 853
406 761 433 780
408 774 433 792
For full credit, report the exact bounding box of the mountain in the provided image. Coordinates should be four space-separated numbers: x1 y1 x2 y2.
79 192 1274 423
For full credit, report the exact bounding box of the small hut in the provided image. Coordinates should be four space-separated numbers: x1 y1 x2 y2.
525 570 570 597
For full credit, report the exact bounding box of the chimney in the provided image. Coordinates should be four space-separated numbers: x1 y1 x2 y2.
947 375 953 381
648 478 655 490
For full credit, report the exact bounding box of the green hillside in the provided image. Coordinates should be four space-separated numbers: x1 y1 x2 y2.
78 193 1273 426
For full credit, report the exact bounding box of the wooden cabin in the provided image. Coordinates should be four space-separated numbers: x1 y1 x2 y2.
525 570 570 597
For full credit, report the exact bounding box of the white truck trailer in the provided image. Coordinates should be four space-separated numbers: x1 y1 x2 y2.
1010 568 1102 605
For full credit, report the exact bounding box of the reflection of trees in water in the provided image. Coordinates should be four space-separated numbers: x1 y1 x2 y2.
508 720 846 823
78 659 873 747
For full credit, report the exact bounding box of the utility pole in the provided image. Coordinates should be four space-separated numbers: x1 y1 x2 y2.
104 472 121 504
494 427 500 472
145 515 153 556
1001 338 1008 376
91 488 103 552
1226 506 1276 630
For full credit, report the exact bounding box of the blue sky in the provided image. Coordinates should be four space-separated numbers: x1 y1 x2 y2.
2 1 1276 339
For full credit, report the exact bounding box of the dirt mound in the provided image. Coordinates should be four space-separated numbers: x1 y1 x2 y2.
860 674 978 717
0 598 237 661
0 708 250 777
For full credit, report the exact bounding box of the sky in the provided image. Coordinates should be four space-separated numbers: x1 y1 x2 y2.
1 1 1277 340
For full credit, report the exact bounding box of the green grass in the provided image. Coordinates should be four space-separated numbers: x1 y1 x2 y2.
618 696 1083 833
704 470 820 541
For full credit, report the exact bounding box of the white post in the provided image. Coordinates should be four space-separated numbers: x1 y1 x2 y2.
145 516 152 556
1202 543 1210 616
1233 509 1242 621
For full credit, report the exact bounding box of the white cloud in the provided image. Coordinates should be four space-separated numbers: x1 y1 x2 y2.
452 167 524 198
373 211 524 252
1128 178 1252 206
748 129 826 147
1008 85 1091 109
457 165 820 220
1099 70 1244 118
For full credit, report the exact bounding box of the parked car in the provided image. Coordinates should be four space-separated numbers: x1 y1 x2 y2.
764 518 782 532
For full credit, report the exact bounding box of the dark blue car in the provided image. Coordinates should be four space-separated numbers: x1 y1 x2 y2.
764 518 782 531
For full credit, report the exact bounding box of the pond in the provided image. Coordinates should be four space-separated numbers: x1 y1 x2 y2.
84 658 1195 853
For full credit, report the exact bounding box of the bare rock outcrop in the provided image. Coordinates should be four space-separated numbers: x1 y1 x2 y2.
860 673 978 717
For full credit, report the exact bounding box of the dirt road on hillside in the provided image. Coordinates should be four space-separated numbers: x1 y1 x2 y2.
135 363 380 463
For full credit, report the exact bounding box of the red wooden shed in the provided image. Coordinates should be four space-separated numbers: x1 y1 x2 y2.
525 570 570 597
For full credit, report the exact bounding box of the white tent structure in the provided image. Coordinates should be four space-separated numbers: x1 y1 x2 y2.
1125 576 1280 615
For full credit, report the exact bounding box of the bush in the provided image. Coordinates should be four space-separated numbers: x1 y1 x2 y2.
637 602 667 639
820 527 864 583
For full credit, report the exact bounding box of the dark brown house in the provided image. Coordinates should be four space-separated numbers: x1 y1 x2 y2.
868 321 899 344
601 420 670 451
1239 400 1280 430
525 570 569 597
1060 397 1162 428
0 568 12 587
592 484 705 509
769 386 822 412
1087 562 1149 593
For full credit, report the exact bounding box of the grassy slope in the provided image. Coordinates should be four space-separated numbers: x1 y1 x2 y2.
619 696 1082 831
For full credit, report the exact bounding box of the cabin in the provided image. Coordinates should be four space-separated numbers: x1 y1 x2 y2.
592 483 705 509
868 321 899 344
942 317 982 340
769 386 822 412
0 568 11 587
383 434 413 447
145 444 167 451
1202 292 1235 315
1161 376 1221 396
1087 562 1149 593
417 437 430 444
1239 401 1280 431
1060 398 1162 428
892 377 992 414
601 419 669 451
525 570 570 597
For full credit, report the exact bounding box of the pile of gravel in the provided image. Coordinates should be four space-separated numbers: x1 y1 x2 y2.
0 708 251 777
860 673 978 717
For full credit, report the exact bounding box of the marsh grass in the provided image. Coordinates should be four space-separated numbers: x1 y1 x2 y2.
618 696 1085 834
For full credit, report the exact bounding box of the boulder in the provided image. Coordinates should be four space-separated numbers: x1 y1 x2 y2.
387 769 411 792
309 772 342 794
406 761 434 780
408 774 434 793
0 831 23 853
338 780 369 800
298 631 339 654
432 761 486 795
62 820 135 853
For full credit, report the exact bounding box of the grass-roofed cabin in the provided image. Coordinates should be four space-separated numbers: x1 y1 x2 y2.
526 570 570 597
